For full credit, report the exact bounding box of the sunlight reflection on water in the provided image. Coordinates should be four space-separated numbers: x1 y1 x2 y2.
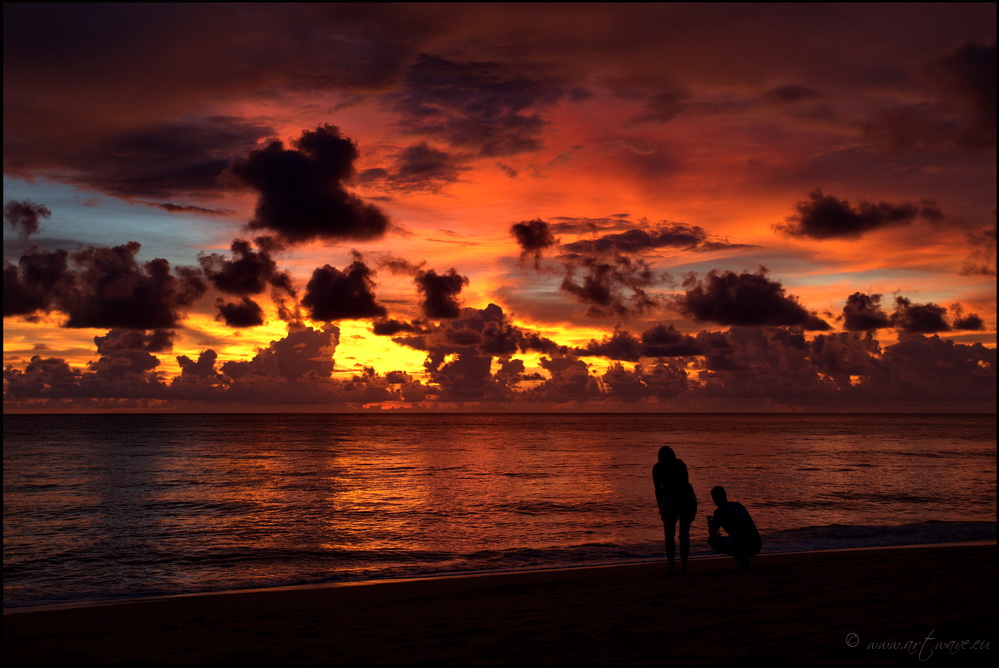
3 413 995 606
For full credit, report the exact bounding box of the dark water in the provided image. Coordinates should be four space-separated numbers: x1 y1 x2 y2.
3 413 995 608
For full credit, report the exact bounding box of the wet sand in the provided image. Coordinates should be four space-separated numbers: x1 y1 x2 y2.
4 543 995 666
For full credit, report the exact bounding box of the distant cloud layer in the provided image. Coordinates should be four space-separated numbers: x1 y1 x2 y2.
5 316 993 410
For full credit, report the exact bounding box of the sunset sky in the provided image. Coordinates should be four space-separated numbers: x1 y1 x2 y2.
3 3 996 412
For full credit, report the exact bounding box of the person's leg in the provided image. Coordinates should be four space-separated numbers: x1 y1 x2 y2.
709 536 752 570
734 541 759 570
679 497 696 573
678 518 692 573
732 549 752 571
708 535 736 556
662 510 679 573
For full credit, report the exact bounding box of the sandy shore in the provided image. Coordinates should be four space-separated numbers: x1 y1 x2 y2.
5 543 995 666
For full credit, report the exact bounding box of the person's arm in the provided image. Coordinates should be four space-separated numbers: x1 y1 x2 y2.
712 505 735 537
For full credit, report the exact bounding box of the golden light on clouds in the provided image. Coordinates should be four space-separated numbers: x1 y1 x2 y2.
3 4 995 412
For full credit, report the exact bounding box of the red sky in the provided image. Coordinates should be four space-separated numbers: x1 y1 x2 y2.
3 3 995 412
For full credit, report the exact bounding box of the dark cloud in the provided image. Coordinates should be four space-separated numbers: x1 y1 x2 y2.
952 313 985 331
6 324 428 406
547 214 632 234
4 5 426 198
841 292 891 331
600 361 689 401
7 117 274 201
763 84 821 104
777 189 943 240
640 323 702 357
228 125 390 244
3 356 81 399
138 202 233 216
176 350 223 379
415 268 468 319
582 325 700 361
928 40 997 149
302 258 387 322
171 349 228 400
510 219 558 266
862 104 953 152
862 336 996 403
961 225 996 276
4 242 206 329
530 354 602 403
199 238 294 296
222 326 338 381
61 243 207 329
173 328 427 405
562 221 753 254
4 199 51 237
429 352 495 399
692 327 833 403
371 318 430 336
583 328 643 362
890 297 950 333
675 268 830 330
383 304 563 402
863 40 996 152
392 54 567 157
376 254 426 276
522 217 753 320
634 90 691 123
215 297 265 328
425 231 479 247
3 248 69 317
560 255 660 318
360 143 466 193
87 349 161 380
3 349 167 401
393 303 565 359
94 329 174 353
809 331 882 386
631 84 816 125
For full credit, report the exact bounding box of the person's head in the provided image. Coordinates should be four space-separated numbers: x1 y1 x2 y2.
658 446 676 464
710 485 728 507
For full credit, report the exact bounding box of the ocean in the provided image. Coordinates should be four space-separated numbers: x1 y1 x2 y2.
3 413 995 609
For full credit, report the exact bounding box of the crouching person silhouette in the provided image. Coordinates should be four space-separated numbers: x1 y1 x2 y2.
707 486 761 571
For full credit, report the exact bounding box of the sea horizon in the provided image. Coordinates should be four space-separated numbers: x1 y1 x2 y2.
4 409 997 415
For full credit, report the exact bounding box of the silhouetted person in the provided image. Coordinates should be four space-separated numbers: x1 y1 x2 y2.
653 446 697 574
707 485 761 570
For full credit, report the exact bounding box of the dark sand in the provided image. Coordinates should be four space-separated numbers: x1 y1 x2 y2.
4 543 995 666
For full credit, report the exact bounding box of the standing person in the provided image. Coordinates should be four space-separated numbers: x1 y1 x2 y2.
652 446 697 575
707 485 762 571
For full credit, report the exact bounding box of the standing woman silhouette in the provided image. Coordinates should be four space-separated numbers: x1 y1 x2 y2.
653 445 697 574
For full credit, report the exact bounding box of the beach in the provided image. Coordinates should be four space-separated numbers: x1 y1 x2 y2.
4 543 995 666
